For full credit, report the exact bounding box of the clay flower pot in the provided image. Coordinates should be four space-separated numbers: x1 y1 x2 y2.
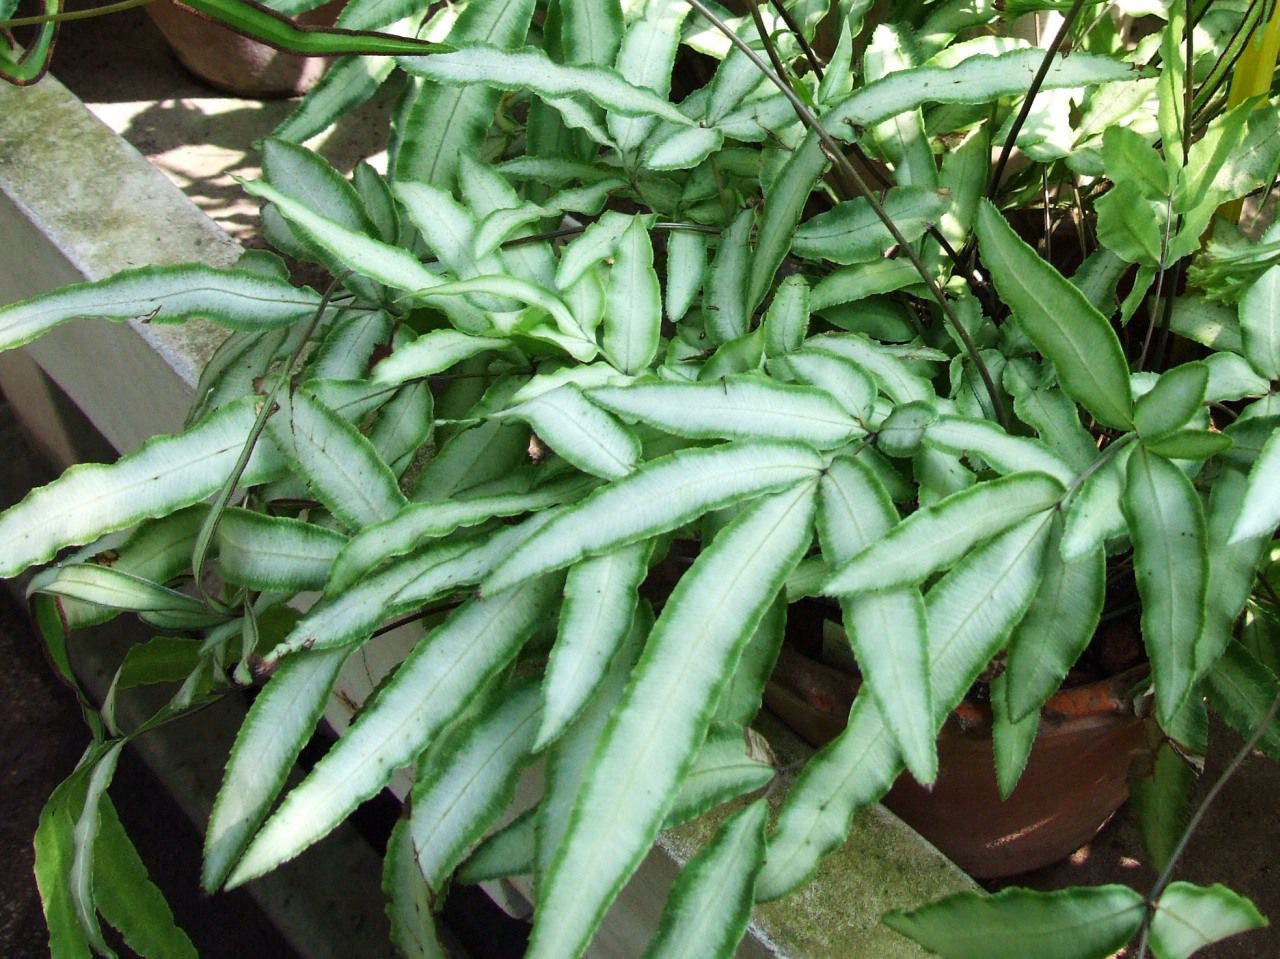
764 646 1150 879
145 0 343 98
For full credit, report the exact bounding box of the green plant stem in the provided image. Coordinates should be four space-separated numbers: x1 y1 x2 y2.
1152 255 1188 371
1063 432 1136 502
685 0 1012 432
987 0 1090 200
1070 178 1092 257
1041 170 1053 262
1133 688 1280 959
0 0 152 29
189 271 348 611
1137 200 1182 372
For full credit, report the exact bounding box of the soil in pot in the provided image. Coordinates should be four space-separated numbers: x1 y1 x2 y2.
763 612 1151 880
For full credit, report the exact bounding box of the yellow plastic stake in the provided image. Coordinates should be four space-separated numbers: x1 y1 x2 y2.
1220 1 1280 223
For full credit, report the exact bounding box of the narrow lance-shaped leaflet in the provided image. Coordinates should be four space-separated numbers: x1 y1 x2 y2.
526 482 817 959
819 456 936 785
759 514 1051 900
483 441 824 595
975 200 1134 430
641 799 769 959
226 574 561 887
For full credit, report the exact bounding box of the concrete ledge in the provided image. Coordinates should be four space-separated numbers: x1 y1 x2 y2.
0 73 397 959
0 74 233 450
0 62 975 959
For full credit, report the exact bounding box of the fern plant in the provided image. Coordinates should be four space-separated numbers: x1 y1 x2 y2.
1 1 1279 957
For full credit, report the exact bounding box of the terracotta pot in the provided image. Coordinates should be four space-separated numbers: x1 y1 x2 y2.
145 0 343 98
764 646 1150 879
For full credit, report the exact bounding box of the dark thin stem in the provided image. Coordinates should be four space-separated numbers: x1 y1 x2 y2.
1257 569 1280 610
1137 200 1180 372
1046 171 1083 260
370 598 466 639
1134 690 1280 959
685 0 1012 430
1208 401 1240 425
745 1 887 201
1249 169 1280 234
0 0 153 28
1042 169 1053 262
504 220 720 250
124 691 226 741
1070 178 1092 257
1192 0 1265 116
1077 3 1115 43
747 2 791 92
1064 432 1136 501
1152 257 1187 371
987 0 1090 200
765 0 823 79
740 5 977 290
1098 600 1141 624
1184 0 1194 156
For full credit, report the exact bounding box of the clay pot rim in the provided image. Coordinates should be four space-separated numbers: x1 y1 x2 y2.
764 645 1152 750
948 663 1152 738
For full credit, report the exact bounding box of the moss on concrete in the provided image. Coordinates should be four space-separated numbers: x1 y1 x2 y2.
661 715 974 958
0 77 238 384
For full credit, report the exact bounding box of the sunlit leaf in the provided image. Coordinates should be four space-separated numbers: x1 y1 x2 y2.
603 217 662 374
227 575 560 888
1133 362 1209 442
536 540 650 750
216 509 346 592
819 456 933 783
457 807 537 884
0 397 280 579
483 441 823 594
504 385 641 479
398 45 693 125
1003 523 1104 722
1228 426 1280 544
793 188 948 266
586 377 862 448
823 471 1062 595
392 0 536 187
762 514 1049 901
203 646 351 890
383 818 448 959
267 386 406 531
703 210 754 344
0 264 320 353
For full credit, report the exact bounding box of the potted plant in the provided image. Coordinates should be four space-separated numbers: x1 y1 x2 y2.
1 1 1277 957
143 0 346 97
